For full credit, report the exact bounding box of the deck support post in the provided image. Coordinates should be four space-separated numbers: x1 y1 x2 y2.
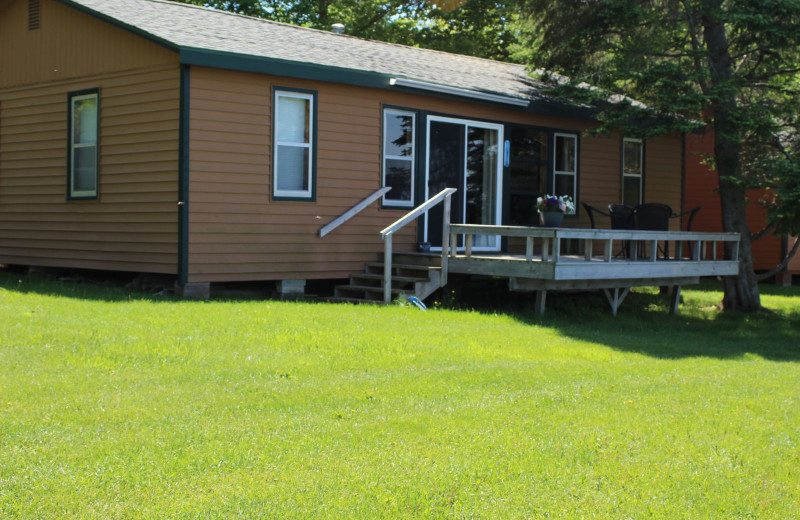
669 285 682 315
535 290 547 315
603 287 630 317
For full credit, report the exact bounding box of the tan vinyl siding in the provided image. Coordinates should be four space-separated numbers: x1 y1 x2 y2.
644 133 683 230
0 0 178 90
188 67 685 282
0 66 181 274
0 0 180 274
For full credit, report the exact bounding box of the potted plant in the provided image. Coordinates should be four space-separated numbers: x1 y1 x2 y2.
536 194 575 227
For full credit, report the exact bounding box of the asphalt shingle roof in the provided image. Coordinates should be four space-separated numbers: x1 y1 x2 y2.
66 0 550 104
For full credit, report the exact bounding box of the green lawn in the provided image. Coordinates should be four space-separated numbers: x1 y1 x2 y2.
1 271 799 519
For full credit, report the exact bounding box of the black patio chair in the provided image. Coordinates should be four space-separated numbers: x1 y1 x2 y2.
606 204 635 257
582 202 611 229
608 204 635 229
670 205 702 258
633 202 672 231
633 203 673 258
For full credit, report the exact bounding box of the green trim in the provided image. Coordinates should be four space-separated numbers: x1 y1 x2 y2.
66 88 100 201
415 111 428 246
621 137 645 205
271 87 317 202
182 48 391 91
180 49 598 121
177 65 190 285
52 0 180 52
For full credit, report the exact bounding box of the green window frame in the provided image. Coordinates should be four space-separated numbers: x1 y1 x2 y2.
381 108 416 207
272 88 316 201
622 137 644 206
67 89 99 200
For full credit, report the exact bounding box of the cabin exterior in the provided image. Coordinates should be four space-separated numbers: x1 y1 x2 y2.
0 0 688 298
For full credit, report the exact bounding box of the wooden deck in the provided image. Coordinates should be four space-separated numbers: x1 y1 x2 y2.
442 224 740 315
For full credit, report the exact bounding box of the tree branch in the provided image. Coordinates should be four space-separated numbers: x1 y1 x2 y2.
756 237 800 282
751 220 778 242
679 0 709 93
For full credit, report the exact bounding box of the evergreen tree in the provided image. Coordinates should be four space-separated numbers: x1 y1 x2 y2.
514 0 800 311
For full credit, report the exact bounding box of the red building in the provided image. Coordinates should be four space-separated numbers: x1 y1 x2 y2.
684 132 799 285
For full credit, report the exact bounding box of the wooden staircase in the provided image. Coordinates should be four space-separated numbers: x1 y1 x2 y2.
333 253 443 304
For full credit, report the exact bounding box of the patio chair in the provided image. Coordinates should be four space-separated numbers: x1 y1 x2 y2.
633 203 673 258
633 203 672 231
608 204 635 229
581 202 611 229
670 205 702 258
607 204 635 257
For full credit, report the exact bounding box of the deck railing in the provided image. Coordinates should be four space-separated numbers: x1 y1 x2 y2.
448 224 741 264
380 188 457 303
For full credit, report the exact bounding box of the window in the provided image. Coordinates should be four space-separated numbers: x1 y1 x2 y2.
68 90 99 199
382 108 415 207
273 89 315 200
553 132 577 204
622 137 643 206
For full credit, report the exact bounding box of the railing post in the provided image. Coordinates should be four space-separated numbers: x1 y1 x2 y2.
552 232 560 262
526 236 534 264
383 232 393 304
440 193 451 287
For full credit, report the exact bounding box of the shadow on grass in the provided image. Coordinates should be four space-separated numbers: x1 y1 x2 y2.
435 278 800 362
0 269 177 303
4 269 799 362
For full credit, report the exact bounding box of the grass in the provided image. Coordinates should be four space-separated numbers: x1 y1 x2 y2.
1 271 799 519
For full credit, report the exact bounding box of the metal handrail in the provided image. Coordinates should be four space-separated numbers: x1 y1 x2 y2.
380 188 457 303
319 187 391 237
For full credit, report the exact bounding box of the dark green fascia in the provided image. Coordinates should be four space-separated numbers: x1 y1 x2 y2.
181 48 393 91
177 65 190 286
181 48 598 122
53 0 180 52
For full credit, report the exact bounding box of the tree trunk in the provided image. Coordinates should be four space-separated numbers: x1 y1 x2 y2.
703 1 762 311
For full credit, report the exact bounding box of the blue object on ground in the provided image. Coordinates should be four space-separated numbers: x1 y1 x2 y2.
407 296 427 310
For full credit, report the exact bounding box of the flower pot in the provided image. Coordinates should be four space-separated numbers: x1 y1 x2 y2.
540 211 565 228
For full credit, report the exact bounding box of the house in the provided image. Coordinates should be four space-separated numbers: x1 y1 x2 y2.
685 131 799 286
0 0 687 299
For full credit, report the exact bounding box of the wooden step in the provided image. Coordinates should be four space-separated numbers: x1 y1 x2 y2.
335 284 411 295
351 273 428 284
333 254 443 304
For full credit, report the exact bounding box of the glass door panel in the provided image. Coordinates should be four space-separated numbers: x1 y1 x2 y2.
425 116 503 251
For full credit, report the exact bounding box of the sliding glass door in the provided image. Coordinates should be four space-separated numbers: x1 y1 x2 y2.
425 116 503 251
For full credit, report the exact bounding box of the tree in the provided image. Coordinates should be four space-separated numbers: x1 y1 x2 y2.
176 1 521 61
514 0 800 311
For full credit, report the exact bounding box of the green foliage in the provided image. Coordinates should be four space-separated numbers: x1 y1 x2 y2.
1 274 800 518
176 0 522 61
514 0 800 309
